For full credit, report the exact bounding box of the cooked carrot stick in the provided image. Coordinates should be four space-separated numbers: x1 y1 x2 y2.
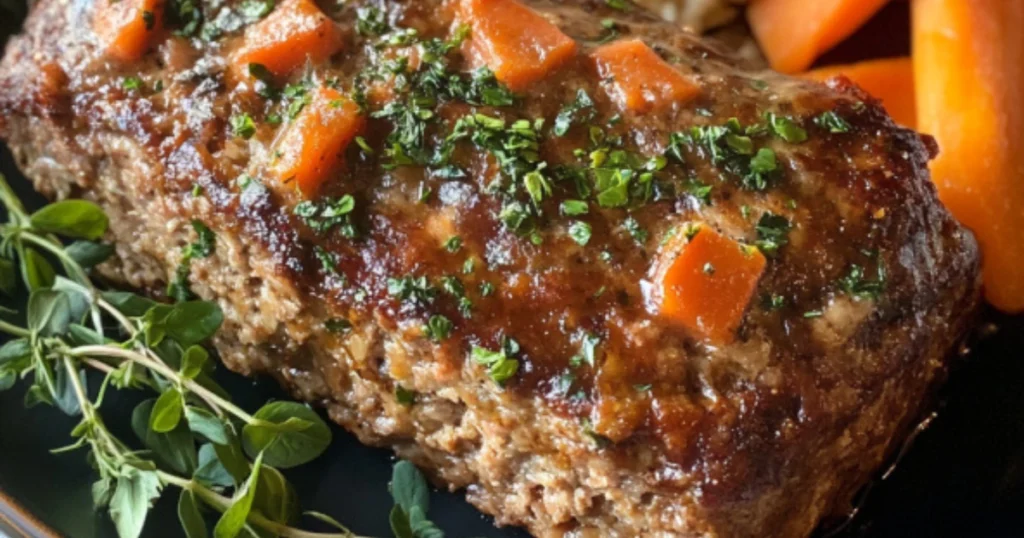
233 0 343 80
913 0 1024 312
590 39 700 114
459 0 577 91
747 0 889 74
804 57 916 129
93 0 165 62
655 226 766 344
271 87 366 197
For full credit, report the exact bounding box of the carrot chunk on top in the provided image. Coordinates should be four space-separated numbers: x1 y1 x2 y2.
460 0 578 91
590 39 701 114
271 87 366 197
655 226 766 345
93 0 165 62
233 0 343 80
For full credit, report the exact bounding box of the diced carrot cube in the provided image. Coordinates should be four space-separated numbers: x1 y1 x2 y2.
590 39 701 114
460 0 577 91
271 87 365 197
233 0 343 80
804 57 916 129
655 226 766 344
93 0 165 62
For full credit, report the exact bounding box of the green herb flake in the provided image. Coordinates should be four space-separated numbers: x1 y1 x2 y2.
325 318 353 333
122 76 143 92
443 236 463 253
230 113 257 139
754 212 792 256
422 314 453 341
766 112 808 143
560 199 590 216
815 111 852 133
568 221 592 246
395 386 416 406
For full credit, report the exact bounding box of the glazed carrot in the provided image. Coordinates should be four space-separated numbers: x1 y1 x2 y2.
913 0 1024 312
271 87 365 197
233 0 343 80
804 57 916 129
460 0 577 91
747 0 889 74
590 39 700 114
93 0 165 62
656 226 766 344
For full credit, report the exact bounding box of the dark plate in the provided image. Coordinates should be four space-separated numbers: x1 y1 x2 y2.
2 4 1024 538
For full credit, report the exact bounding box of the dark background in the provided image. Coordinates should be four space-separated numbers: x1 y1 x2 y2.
2 2 1024 537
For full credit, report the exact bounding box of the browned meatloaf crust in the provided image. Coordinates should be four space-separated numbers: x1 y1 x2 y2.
0 0 981 536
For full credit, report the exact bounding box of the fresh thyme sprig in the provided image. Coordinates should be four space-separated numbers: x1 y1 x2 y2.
0 174 449 538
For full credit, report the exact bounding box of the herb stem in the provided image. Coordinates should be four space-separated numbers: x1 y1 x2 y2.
68 344 256 423
0 318 30 338
20 230 92 286
158 473 363 538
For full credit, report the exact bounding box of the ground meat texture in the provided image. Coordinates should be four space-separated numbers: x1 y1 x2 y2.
0 0 981 537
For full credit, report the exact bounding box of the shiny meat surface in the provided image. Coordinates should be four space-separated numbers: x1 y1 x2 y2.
0 0 981 536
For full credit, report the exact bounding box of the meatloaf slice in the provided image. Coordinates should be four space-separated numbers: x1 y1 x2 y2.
0 0 980 536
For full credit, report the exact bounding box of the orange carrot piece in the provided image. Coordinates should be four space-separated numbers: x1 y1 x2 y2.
460 0 577 91
233 0 343 80
93 0 165 62
913 0 1024 312
590 39 700 114
747 0 889 74
656 226 766 344
271 87 365 197
804 57 916 129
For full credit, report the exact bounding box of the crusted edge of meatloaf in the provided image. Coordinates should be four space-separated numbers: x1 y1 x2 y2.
2 105 980 538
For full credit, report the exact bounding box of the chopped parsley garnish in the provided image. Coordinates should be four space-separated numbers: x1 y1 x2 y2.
167 220 216 302
569 333 600 368
669 120 780 191
761 293 786 311
815 111 852 133
188 220 215 259
122 76 143 91
605 0 629 10
314 246 339 275
838 263 886 301
230 113 257 139
479 282 495 297
439 275 465 297
685 179 713 204
387 275 438 305
471 337 521 385
443 236 463 253
356 6 389 36
765 112 808 143
568 221 592 246
553 89 596 137
623 217 648 244
754 212 792 256
293 195 357 237
325 318 353 333
422 314 453 341
395 386 416 406
598 18 619 44
747 148 778 190
560 200 589 216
